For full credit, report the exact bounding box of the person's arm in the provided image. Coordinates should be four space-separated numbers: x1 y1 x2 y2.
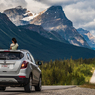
10 44 12 50
10 47 12 50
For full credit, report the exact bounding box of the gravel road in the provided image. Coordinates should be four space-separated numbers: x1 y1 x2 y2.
0 86 95 95
28 87 95 95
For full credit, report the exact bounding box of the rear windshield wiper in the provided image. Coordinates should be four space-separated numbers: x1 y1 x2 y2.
0 58 6 60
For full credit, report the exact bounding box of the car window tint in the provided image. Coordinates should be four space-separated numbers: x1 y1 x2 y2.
26 53 33 62
26 53 30 60
29 53 34 62
0 52 24 60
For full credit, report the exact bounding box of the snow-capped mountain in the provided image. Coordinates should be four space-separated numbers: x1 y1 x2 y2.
30 6 90 48
22 12 38 21
3 6 38 26
3 6 90 48
77 28 95 50
4 6 69 44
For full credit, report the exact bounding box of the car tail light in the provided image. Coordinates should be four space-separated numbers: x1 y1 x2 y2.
21 61 29 69
4 51 10 52
19 76 26 78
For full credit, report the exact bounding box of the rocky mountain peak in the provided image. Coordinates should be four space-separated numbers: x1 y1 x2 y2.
44 6 68 20
30 5 72 28
77 28 89 34
49 6 62 10
47 6 63 13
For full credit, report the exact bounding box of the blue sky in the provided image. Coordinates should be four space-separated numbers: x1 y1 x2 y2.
0 0 95 36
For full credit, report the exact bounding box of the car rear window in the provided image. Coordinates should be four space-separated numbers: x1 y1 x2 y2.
0 52 24 60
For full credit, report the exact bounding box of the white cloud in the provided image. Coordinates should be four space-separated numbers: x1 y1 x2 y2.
63 0 95 31
34 0 80 6
0 0 27 12
90 30 95 37
26 0 49 13
83 19 95 29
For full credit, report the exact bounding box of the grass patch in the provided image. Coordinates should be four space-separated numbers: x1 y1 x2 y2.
80 83 95 89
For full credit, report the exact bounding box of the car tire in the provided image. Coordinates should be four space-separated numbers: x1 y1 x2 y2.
24 76 32 92
35 77 42 91
0 87 6 91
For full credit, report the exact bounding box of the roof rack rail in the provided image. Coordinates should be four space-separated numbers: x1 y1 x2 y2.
20 49 28 51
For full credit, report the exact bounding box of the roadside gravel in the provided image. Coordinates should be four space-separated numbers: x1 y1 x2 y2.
18 87 95 95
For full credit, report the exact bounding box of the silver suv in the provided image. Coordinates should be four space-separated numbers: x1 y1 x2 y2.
0 49 42 92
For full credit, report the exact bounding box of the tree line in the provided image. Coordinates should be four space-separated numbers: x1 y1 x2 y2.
39 58 95 85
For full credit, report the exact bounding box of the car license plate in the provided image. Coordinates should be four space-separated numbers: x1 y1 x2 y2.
2 65 8 67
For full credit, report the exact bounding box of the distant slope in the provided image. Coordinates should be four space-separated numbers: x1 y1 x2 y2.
0 13 95 61
30 6 90 48
19 28 95 61
77 28 95 50
19 24 69 44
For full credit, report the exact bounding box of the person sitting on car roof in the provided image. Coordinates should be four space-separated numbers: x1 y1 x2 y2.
10 38 19 50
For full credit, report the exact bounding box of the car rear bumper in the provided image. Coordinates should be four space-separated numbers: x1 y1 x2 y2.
0 76 29 87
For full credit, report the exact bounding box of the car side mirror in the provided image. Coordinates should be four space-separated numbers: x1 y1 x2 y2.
37 61 42 65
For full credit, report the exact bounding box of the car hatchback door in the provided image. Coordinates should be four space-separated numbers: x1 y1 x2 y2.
0 51 24 75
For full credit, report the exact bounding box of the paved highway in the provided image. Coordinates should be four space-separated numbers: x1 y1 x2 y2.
0 86 76 95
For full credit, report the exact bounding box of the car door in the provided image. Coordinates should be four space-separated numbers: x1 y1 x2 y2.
26 53 40 83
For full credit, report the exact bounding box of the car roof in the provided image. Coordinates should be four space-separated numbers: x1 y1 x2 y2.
0 49 29 53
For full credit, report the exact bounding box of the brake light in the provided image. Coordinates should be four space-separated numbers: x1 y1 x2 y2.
21 61 29 69
19 76 26 78
4 51 10 52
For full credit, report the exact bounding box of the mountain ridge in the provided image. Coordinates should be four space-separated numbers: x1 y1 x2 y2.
0 13 94 61
4 6 70 44
77 28 95 50
3 5 90 49
18 24 69 44
30 6 90 48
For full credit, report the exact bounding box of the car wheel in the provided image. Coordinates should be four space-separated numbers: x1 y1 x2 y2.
24 76 32 92
0 87 6 91
35 77 42 91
